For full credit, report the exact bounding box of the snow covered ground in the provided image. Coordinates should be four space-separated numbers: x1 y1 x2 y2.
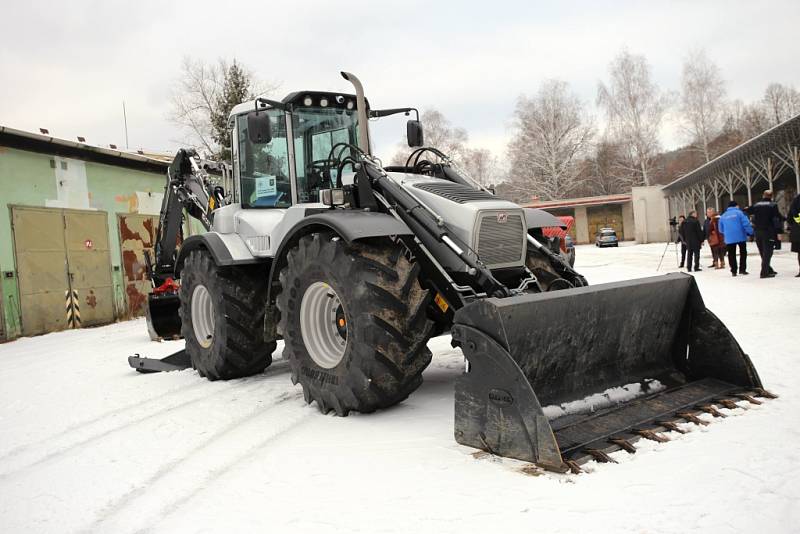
1 242 798 534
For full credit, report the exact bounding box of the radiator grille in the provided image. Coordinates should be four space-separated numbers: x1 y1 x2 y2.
475 211 526 268
413 182 496 203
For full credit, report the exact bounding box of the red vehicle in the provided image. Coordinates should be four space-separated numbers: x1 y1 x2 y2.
542 215 576 266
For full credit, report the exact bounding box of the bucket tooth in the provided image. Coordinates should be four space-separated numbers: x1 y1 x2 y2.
734 393 762 405
656 420 689 434
717 398 740 410
609 437 637 454
697 404 726 418
635 429 670 443
754 388 778 399
677 412 709 426
564 460 583 474
585 448 617 464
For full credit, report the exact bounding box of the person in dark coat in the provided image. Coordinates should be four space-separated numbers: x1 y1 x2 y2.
677 215 687 268
683 211 705 272
789 192 800 277
747 190 782 278
719 200 754 277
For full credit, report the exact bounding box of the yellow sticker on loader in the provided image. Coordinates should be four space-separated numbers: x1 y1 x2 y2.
434 293 449 313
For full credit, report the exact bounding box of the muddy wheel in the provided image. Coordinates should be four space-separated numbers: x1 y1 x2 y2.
526 246 587 291
179 250 276 380
277 233 433 415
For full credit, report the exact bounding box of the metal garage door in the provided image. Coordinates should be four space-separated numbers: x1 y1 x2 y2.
587 205 624 241
63 210 114 327
118 214 158 317
11 206 114 335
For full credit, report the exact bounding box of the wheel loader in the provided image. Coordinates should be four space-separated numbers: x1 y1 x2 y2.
130 72 773 472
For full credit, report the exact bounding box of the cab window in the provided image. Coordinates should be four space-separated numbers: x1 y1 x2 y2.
237 110 291 208
292 108 359 203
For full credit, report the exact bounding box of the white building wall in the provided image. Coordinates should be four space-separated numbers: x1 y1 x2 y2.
632 186 671 243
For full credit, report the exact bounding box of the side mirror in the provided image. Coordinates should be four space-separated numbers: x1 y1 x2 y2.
406 120 424 147
247 111 272 144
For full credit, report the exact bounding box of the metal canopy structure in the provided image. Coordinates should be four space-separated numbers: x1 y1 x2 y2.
663 114 800 215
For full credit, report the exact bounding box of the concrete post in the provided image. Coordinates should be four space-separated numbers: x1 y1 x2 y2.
767 157 773 191
574 206 589 244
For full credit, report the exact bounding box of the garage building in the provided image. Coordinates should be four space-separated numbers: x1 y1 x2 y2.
525 194 635 244
0 126 172 340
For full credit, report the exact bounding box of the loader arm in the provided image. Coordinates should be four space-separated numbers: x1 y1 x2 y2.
144 149 227 341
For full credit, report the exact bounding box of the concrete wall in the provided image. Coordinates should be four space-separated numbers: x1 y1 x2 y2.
0 146 166 339
574 206 589 244
622 202 635 241
632 186 670 243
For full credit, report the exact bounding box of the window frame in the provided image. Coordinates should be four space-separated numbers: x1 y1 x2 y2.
233 108 298 209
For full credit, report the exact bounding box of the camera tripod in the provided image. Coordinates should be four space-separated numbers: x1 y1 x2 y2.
657 224 680 271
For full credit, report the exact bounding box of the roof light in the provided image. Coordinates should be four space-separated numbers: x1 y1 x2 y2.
346 100 354 110
303 96 313 106
319 98 329 107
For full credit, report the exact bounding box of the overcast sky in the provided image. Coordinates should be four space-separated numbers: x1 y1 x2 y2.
2 0 799 160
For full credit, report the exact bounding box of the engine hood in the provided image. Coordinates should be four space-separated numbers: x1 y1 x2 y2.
386 173 527 268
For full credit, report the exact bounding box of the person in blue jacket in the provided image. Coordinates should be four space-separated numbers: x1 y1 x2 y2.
718 200 754 277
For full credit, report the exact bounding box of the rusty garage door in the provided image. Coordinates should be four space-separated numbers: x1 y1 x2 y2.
587 205 624 241
11 206 114 336
118 214 158 317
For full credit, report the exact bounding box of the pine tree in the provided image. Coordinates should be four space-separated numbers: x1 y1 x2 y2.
211 60 253 160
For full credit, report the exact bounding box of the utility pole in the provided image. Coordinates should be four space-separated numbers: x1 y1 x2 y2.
122 101 129 149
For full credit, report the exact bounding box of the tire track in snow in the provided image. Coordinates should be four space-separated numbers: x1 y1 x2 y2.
80 390 313 534
0 361 291 478
0 378 209 462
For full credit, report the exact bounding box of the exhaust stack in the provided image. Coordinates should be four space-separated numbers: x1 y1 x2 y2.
341 71 371 155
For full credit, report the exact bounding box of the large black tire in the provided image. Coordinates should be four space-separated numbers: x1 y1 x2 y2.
277 233 433 416
179 250 276 380
526 246 587 291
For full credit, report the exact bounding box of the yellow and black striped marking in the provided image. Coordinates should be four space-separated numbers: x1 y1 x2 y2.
65 289 81 328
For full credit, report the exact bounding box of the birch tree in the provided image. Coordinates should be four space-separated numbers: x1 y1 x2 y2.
462 148 499 186
390 109 469 166
506 80 594 201
597 50 670 186
680 49 727 162
762 83 800 125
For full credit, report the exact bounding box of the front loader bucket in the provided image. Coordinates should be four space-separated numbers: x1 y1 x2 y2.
145 292 182 341
452 274 767 470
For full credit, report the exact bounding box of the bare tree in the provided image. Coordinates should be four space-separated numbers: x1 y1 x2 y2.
583 140 629 196
597 50 671 186
461 148 499 186
680 49 727 162
390 109 469 166
762 83 800 125
723 99 771 141
169 57 279 158
506 80 594 201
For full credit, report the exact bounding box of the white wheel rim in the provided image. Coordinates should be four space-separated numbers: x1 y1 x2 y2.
191 284 215 348
300 281 347 369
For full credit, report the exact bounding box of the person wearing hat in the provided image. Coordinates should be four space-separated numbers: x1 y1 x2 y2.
746 190 783 278
718 200 753 277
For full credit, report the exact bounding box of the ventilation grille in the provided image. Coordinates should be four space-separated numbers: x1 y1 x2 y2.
475 212 526 268
413 182 496 203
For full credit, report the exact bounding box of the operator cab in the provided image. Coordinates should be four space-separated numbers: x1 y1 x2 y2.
229 92 365 208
